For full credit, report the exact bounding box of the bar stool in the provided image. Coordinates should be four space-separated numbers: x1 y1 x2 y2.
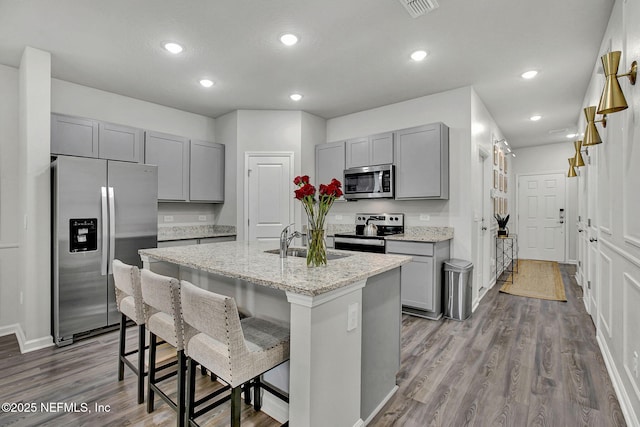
113 259 146 404
140 269 186 426
180 280 290 427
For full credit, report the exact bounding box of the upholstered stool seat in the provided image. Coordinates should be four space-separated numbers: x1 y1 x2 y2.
141 269 186 427
180 280 290 426
113 259 146 404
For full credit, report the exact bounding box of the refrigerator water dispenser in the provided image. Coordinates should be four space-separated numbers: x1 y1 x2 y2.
69 218 97 252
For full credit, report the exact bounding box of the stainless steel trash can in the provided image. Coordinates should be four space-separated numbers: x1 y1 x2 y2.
443 259 473 321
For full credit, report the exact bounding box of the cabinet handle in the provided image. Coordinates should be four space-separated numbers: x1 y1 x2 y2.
589 237 598 242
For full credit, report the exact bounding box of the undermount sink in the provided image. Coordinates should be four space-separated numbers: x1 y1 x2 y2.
264 248 350 260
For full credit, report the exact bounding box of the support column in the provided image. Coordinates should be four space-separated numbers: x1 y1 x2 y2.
286 280 366 427
18 46 52 351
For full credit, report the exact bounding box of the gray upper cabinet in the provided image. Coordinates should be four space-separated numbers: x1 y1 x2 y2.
51 114 141 163
51 114 99 158
316 141 346 187
144 131 189 201
345 137 369 168
345 132 393 168
190 140 225 203
394 123 449 200
369 132 394 165
98 122 142 162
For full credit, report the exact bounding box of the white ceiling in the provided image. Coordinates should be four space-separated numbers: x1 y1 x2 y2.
0 0 613 148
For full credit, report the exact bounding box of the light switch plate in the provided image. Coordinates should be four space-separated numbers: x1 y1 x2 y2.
198 215 207 221
164 215 174 223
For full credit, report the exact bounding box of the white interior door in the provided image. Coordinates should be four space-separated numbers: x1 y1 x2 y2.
246 154 293 242
585 149 599 320
517 173 566 261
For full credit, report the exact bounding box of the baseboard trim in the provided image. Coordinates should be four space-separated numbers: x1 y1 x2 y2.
0 324 53 353
597 332 639 427
260 390 289 424
363 385 398 426
0 323 20 338
353 419 365 427
565 259 577 265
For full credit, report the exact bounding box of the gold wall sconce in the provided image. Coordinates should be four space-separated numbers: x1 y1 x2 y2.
567 158 577 177
597 51 637 115
574 140 585 167
583 106 606 146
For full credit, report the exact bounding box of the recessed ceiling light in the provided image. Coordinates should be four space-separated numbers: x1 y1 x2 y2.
521 70 538 79
199 79 214 88
410 50 428 61
290 93 303 101
163 42 184 54
280 34 299 46
566 133 577 138
530 115 542 121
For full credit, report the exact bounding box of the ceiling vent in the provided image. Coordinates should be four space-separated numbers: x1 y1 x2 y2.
398 0 440 18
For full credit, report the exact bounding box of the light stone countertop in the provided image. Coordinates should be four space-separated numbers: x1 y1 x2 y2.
385 226 454 243
139 241 411 297
158 225 236 242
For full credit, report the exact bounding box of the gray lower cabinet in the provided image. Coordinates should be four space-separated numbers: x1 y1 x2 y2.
157 235 236 248
144 131 189 201
51 114 141 163
316 141 346 186
386 239 451 319
190 140 224 203
394 123 449 200
345 132 393 168
51 114 99 158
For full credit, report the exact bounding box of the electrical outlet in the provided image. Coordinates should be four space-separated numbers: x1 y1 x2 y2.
420 214 430 221
347 303 359 331
633 352 639 378
198 215 207 222
164 215 174 223
335 215 343 221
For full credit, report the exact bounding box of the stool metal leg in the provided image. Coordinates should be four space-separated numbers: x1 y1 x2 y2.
147 333 157 413
177 350 186 427
253 377 262 411
231 386 242 427
118 313 126 381
184 358 196 427
137 324 146 404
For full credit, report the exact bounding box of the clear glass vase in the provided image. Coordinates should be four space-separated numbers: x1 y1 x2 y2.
306 228 327 267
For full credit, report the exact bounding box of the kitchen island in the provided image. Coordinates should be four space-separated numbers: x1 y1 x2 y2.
139 241 411 427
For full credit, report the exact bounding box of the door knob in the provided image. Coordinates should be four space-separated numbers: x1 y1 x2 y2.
481 226 487 231
589 237 598 242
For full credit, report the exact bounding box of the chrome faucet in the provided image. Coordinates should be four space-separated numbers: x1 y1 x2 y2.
280 224 302 258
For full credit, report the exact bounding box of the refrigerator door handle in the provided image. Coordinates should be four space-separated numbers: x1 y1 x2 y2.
108 187 115 275
101 186 108 276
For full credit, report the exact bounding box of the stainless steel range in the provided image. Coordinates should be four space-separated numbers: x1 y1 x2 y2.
334 213 404 253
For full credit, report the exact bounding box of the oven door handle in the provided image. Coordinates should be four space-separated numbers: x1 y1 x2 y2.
333 237 386 246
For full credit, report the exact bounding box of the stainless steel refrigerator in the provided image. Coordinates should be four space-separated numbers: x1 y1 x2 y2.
52 155 158 346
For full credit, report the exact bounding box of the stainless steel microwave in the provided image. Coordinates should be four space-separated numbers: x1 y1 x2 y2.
343 164 394 200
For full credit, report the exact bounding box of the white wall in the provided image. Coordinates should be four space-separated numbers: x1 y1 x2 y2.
51 79 215 141
214 111 238 227
217 110 326 241
512 142 578 262
470 88 509 301
574 0 640 424
0 64 20 335
325 87 474 262
18 47 52 350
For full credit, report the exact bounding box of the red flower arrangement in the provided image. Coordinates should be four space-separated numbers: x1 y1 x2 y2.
293 175 342 266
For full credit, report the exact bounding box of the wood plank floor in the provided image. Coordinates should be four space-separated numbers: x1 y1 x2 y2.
0 264 626 426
